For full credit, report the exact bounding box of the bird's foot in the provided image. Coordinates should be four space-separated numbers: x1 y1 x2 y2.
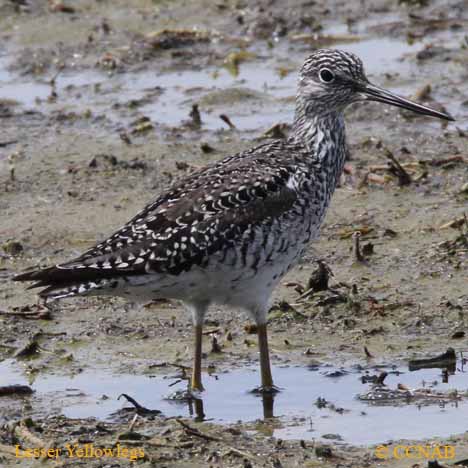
190 381 205 393
250 384 281 395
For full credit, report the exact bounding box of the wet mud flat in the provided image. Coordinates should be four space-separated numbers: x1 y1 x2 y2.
2 355 468 445
0 0 468 467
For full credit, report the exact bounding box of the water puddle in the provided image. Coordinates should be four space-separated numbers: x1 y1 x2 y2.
1 358 466 446
1 24 461 134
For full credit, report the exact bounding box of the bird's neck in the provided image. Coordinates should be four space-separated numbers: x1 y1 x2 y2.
290 108 347 191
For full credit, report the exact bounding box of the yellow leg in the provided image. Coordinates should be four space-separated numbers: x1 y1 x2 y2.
257 322 274 390
191 324 204 391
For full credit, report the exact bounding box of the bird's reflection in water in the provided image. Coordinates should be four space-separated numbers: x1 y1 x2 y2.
442 363 456 384
409 351 457 385
187 392 276 421
261 392 275 419
188 397 206 422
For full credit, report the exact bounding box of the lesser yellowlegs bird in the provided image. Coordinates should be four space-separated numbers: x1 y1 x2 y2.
14 49 453 394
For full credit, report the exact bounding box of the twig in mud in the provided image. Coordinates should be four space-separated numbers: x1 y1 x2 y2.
290 307 308 318
293 262 333 302
0 140 18 148
358 172 387 188
175 421 257 461
168 362 191 371
295 291 346 308
0 309 51 320
367 173 387 185
49 2 76 14
210 336 222 353
200 142 215 153
0 385 34 396
412 83 431 101
294 287 315 302
383 149 412 186
118 394 161 416
439 215 467 230
14 339 40 359
411 389 461 401
368 162 421 172
376 372 388 385
222 446 257 461
412 170 428 182
176 419 222 442
189 104 202 128
168 379 184 387
339 226 374 239
261 123 290 139
49 68 62 88
284 281 305 294
219 114 236 129
167 362 190 380
307 260 332 293
128 414 139 432
426 155 467 167
452 458 468 467
364 346 374 358
352 231 365 263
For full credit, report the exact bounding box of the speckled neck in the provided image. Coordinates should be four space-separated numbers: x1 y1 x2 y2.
290 107 347 192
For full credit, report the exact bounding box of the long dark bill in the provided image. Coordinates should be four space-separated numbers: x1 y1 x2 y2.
362 83 455 121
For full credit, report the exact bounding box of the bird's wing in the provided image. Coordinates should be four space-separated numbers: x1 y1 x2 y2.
14 140 307 288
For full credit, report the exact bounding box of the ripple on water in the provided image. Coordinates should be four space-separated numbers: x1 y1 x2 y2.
1 358 467 446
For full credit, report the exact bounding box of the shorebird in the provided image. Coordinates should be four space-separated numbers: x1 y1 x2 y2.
14 49 453 394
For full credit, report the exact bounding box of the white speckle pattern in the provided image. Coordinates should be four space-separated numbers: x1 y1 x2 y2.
15 49 357 325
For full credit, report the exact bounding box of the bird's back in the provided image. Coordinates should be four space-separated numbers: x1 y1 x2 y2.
14 132 343 306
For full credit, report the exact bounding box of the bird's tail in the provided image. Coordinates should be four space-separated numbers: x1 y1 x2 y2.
13 266 117 300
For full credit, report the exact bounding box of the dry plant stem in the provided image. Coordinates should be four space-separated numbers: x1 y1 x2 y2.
219 114 236 129
353 231 365 262
384 149 412 185
13 421 50 460
129 414 138 432
176 419 221 442
0 443 17 457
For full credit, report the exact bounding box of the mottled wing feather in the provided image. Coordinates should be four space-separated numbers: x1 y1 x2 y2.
14 140 307 288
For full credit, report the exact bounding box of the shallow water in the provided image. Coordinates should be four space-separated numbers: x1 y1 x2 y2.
0 30 455 133
1 359 466 446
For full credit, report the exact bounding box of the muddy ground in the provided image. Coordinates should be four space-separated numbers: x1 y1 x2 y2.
0 0 467 467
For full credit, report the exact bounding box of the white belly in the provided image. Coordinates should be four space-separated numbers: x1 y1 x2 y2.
107 217 319 313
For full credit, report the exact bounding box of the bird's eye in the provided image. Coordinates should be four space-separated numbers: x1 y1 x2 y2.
319 68 335 83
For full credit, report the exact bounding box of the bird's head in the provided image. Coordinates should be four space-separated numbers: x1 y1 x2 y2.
297 49 454 121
